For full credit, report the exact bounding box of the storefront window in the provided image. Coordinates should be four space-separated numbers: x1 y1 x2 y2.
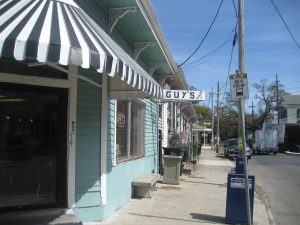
0 83 67 211
116 100 145 162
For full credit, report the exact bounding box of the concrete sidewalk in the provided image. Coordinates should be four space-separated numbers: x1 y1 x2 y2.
86 146 270 225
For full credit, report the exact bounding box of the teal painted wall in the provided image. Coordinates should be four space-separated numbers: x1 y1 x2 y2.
74 73 159 221
101 99 159 220
74 72 103 221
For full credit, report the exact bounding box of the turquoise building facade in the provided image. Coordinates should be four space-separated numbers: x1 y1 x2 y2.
0 0 178 222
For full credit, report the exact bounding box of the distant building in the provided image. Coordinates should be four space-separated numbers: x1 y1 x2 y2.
280 95 300 124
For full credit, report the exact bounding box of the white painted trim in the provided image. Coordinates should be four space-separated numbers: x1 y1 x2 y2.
100 72 108 205
113 100 117 167
67 65 77 209
0 72 70 88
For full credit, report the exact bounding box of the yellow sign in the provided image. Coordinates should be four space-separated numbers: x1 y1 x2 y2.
238 137 243 153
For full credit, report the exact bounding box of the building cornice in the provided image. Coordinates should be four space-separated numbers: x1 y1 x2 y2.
136 0 177 75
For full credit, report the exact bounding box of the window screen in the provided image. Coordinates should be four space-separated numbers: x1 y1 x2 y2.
116 100 145 162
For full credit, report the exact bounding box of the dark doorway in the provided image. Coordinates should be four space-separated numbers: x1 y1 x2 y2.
0 83 68 212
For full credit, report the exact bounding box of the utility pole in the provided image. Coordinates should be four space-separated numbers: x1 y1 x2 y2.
238 0 251 224
249 102 255 121
216 82 220 152
249 101 256 140
211 87 215 150
275 74 280 124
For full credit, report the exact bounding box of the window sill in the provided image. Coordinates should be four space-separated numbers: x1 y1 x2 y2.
116 154 145 165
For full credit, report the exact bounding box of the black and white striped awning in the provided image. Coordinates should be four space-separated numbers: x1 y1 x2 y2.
0 0 163 98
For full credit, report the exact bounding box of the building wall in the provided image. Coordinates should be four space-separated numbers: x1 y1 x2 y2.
101 98 158 220
74 78 159 221
74 73 102 221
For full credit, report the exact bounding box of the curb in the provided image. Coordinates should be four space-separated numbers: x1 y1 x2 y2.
285 151 300 155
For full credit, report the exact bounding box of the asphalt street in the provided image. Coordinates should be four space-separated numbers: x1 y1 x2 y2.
248 153 300 225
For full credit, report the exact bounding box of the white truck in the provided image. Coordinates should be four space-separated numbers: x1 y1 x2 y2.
253 127 278 154
272 123 300 153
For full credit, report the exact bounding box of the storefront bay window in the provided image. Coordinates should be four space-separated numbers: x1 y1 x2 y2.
116 100 145 162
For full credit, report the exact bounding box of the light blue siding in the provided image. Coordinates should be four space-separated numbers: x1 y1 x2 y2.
101 99 159 220
74 88 159 221
74 75 102 221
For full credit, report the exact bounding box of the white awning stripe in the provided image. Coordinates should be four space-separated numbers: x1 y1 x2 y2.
0 0 163 98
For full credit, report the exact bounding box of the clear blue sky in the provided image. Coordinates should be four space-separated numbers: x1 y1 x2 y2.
151 0 300 112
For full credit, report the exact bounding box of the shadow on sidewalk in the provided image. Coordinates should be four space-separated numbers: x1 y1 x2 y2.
129 212 227 224
190 213 227 224
183 180 227 187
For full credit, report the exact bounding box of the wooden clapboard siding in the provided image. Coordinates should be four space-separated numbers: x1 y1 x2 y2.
107 99 116 168
145 100 159 157
75 76 101 209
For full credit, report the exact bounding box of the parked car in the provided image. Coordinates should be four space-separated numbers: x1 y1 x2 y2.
224 138 252 159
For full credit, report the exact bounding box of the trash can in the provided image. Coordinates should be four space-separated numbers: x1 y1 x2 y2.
163 147 184 157
226 173 255 224
162 155 182 185
163 147 184 175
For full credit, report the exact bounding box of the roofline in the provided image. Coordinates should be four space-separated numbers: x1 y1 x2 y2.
136 0 177 75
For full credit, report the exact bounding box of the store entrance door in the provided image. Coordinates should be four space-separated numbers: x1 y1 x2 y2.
0 83 68 211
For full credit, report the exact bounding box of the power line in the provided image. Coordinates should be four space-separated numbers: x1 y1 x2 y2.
183 24 237 71
221 22 238 105
214 1 238 105
269 0 300 50
183 34 234 71
231 0 237 16
179 0 225 66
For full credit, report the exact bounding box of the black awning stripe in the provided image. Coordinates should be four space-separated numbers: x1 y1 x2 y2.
140 76 144 90
0 0 21 17
14 1 47 60
27 0 51 61
143 78 147 92
105 55 113 74
69 5 110 72
0 0 163 98
59 3 83 67
55 2 71 65
0 1 41 58
66 4 100 70
74 6 117 75
134 73 139 89
48 1 61 63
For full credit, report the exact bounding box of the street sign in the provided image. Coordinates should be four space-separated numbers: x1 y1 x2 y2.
162 90 205 101
229 73 249 101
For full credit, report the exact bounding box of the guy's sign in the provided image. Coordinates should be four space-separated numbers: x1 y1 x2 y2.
163 90 205 101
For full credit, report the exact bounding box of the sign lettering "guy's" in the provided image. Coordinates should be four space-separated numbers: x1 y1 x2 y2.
163 90 205 101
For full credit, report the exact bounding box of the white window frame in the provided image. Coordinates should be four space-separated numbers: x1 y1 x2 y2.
115 99 145 164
